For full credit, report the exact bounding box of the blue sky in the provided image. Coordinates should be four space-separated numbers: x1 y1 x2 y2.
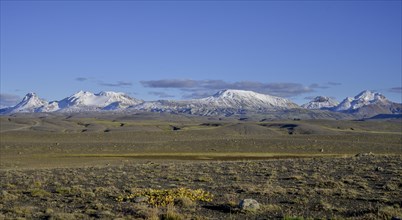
1 0 401 106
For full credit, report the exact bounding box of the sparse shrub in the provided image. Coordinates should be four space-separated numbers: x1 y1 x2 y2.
133 204 159 220
175 196 195 209
377 206 402 219
384 182 398 191
71 185 85 196
94 202 105 210
196 176 213 183
10 205 36 216
45 208 54 215
166 175 184 182
33 181 42 188
84 208 97 215
148 209 160 220
47 212 77 220
259 184 287 196
95 210 115 218
292 196 309 205
230 175 241 181
283 216 305 220
262 204 282 213
55 187 71 195
223 193 238 207
3 183 16 189
316 200 333 211
30 189 51 198
0 190 18 201
161 204 183 220
288 175 304 181
83 190 96 198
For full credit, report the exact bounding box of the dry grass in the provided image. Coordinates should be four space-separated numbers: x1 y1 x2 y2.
1 116 401 219
2 156 399 219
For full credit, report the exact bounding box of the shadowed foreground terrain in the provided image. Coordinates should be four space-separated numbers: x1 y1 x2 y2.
0 113 401 219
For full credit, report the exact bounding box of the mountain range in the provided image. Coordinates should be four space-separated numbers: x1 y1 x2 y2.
1 89 401 119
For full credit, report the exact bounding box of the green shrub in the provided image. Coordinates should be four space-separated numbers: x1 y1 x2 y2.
117 187 213 207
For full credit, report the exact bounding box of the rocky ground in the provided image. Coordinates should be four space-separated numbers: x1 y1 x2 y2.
1 155 401 219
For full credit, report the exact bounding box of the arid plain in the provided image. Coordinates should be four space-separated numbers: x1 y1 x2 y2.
0 113 401 219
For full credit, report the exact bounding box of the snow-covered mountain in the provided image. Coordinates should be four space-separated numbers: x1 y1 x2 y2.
332 90 401 117
0 91 143 114
1 89 400 118
196 89 299 109
0 92 48 114
57 91 143 112
334 90 388 111
302 96 339 110
134 89 299 115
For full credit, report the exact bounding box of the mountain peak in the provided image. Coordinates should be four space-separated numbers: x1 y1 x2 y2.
21 92 44 102
74 90 94 96
25 92 37 97
313 96 330 102
97 91 124 96
201 89 298 109
301 96 339 109
2 92 48 113
219 89 247 93
22 92 40 100
335 90 389 111
354 90 386 101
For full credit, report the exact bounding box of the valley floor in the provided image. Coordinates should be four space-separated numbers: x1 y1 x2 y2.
0 115 401 219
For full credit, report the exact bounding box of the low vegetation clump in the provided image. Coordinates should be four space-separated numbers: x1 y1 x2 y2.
117 187 213 207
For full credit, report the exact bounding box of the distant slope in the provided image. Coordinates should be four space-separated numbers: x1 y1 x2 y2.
367 114 402 120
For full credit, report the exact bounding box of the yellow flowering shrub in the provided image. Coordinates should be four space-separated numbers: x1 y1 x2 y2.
116 187 213 207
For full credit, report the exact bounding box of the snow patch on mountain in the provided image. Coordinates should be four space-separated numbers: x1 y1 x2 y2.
37 101 60 112
301 96 339 110
102 101 135 111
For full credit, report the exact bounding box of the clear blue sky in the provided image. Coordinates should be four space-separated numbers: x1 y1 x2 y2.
1 0 401 106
